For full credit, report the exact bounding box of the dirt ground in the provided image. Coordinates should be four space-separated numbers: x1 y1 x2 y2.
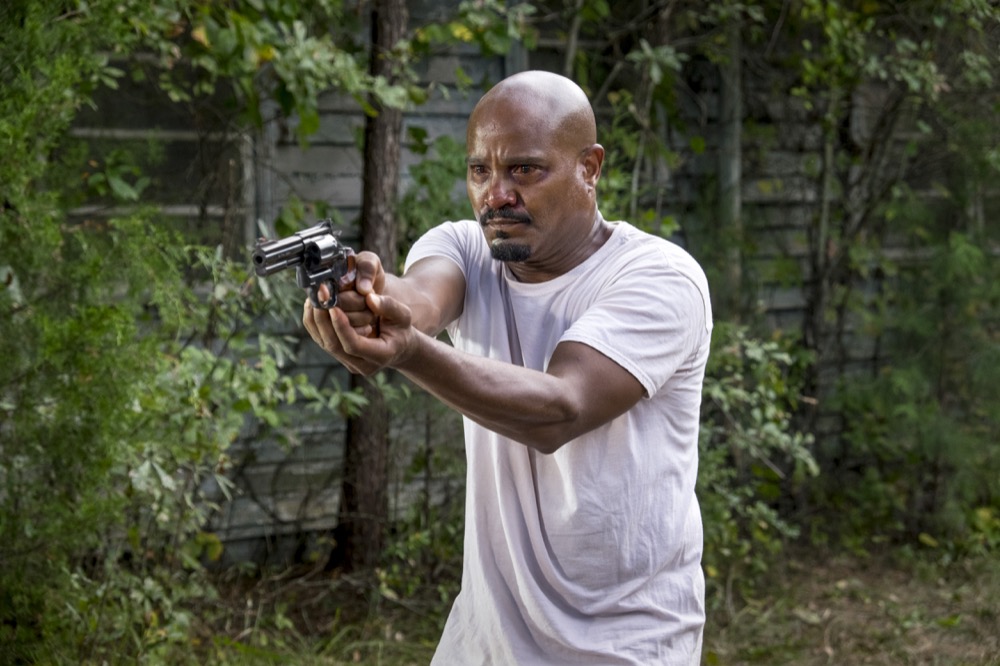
703 551 1000 665
204 549 1000 665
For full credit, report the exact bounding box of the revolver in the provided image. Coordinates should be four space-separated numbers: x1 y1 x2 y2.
251 219 355 309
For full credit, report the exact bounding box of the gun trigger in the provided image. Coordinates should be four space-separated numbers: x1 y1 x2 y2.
339 267 357 290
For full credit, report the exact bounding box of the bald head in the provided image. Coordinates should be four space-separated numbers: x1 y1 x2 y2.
468 71 597 148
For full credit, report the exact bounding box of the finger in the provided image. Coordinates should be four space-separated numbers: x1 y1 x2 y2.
366 293 410 327
302 298 319 340
354 252 382 295
328 304 368 354
337 253 357 292
305 299 379 371
343 310 376 329
335 289 369 313
334 290 377 331
305 297 339 351
350 322 376 338
316 283 332 305
307 297 358 356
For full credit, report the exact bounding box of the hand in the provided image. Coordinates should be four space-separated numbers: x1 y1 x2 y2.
334 251 385 336
303 287 418 376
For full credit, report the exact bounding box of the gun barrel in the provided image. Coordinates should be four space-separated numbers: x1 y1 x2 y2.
252 237 306 276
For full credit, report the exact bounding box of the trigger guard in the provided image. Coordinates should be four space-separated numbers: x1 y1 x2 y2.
309 282 338 310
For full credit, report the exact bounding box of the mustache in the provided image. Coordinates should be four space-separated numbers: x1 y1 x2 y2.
480 207 532 224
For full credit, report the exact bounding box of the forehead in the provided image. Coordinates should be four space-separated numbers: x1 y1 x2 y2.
466 96 562 159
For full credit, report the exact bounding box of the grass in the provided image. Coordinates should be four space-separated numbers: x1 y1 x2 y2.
200 549 1000 665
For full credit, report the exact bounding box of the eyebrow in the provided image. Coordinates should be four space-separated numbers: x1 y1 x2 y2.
465 155 544 165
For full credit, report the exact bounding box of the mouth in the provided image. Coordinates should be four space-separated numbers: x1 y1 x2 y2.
480 209 532 228
484 218 528 229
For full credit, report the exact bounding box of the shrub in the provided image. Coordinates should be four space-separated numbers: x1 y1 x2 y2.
697 323 818 612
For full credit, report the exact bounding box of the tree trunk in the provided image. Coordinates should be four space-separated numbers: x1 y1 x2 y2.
334 0 406 573
717 18 742 321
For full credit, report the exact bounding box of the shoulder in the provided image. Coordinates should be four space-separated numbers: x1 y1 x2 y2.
608 222 710 292
604 222 713 332
404 220 486 274
611 223 703 271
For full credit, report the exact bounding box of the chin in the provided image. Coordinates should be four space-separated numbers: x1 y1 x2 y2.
490 240 532 263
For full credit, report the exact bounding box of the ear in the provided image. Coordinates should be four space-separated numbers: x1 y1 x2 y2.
580 144 605 187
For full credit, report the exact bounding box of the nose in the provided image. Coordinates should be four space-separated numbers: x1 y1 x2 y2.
484 172 517 210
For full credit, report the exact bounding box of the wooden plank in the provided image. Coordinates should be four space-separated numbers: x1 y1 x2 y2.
236 459 344 496
273 145 363 176
744 176 819 204
755 150 823 178
747 225 811 259
210 490 341 541
273 172 364 207
756 284 808 312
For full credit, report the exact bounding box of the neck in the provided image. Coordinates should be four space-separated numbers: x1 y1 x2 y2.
508 211 612 283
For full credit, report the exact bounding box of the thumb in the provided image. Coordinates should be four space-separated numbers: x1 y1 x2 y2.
355 251 384 295
366 292 411 326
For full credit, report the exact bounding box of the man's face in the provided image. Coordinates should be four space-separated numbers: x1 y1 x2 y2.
465 98 598 277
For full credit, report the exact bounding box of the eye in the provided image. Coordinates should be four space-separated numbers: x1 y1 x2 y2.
469 164 488 177
514 165 536 175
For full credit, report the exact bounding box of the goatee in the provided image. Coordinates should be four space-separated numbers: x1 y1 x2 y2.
481 207 533 262
490 236 532 262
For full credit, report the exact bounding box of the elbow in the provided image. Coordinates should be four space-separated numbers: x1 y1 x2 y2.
517 400 582 455
413 300 457 337
411 301 444 336
518 433 566 455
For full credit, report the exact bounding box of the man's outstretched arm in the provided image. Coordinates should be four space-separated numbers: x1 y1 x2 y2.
304 284 645 454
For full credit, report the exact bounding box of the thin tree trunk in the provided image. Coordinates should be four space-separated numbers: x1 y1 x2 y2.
717 18 742 320
334 0 405 573
563 0 585 77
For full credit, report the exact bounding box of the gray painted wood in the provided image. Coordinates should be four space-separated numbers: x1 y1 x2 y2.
73 13 918 565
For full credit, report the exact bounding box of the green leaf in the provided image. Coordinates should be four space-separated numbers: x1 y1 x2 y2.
107 173 139 201
918 532 940 548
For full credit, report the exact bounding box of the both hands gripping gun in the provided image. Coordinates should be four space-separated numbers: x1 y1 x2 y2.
251 219 355 309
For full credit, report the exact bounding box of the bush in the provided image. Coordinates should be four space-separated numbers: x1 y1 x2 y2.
0 4 335 657
820 230 1000 555
697 323 817 612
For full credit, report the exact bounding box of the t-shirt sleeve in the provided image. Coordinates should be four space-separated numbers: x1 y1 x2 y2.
403 220 480 277
560 251 712 398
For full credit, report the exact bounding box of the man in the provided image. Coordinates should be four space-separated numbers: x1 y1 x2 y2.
304 70 712 665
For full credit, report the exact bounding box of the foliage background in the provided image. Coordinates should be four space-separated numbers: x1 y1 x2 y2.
1 0 998 663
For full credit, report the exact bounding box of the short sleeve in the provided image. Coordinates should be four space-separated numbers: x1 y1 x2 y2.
404 220 483 278
560 249 711 398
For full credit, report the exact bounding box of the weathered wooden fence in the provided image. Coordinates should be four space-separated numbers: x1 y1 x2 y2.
72 15 908 564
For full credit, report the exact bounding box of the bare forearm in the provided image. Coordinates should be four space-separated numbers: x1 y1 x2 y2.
396 331 580 454
381 258 465 337
305 282 643 452
381 274 449 336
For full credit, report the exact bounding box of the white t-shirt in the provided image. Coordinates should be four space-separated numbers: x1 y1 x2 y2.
405 219 712 666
